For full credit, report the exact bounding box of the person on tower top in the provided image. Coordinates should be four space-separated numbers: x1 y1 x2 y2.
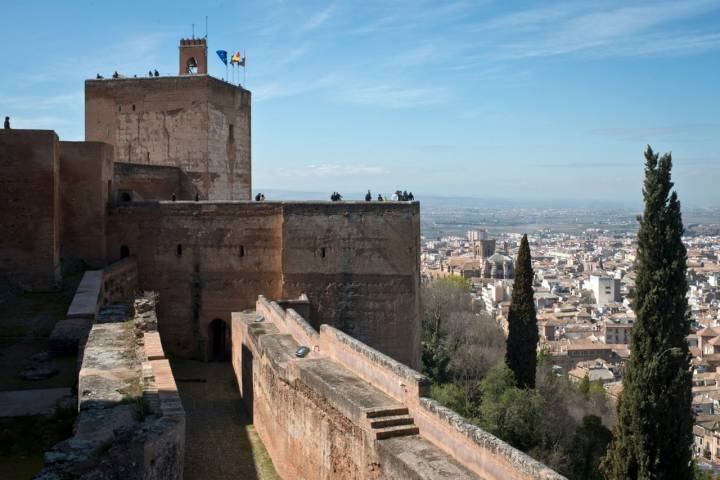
365 190 372 201
3 116 10 129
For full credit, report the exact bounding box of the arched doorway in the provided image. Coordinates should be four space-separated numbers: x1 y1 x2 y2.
120 245 130 259
209 318 229 361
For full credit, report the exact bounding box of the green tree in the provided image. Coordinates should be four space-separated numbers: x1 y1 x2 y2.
601 146 693 479
421 277 473 383
505 234 539 389
570 415 613 480
579 373 591 398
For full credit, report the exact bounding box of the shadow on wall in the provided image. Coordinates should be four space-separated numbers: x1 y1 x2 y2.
209 318 230 361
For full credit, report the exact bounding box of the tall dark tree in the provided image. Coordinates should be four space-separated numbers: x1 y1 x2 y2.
601 146 693 479
505 234 538 389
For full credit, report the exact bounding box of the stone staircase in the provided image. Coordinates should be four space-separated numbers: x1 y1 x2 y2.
365 406 419 440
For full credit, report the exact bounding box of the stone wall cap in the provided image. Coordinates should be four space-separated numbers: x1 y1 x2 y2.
419 397 567 480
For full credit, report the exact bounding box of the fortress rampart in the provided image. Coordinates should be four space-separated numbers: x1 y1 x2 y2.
59 141 114 268
40 293 185 480
0 130 60 290
234 297 566 480
85 75 251 200
106 200 421 367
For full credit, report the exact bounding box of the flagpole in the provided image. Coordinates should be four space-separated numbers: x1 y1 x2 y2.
243 50 246 87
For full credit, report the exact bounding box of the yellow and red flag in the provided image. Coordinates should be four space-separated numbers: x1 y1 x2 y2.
231 51 246 67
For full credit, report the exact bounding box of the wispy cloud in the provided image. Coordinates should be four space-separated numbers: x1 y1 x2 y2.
0 92 83 110
253 74 339 102
302 5 335 31
350 0 477 35
589 124 717 141
332 84 449 108
272 164 387 177
480 0 720 59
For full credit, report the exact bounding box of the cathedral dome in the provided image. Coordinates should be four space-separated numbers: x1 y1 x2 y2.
483 252 514 279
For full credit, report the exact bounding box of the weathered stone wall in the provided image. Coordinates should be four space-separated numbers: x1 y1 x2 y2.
232 312 380 480
102 256 139 304
38 294 185 480
281 202 421 368
106 202 284 359
0 129 60 290
106 201 420 365
59 141 114 268
113 162 197 201
234 300 566 480
85 76 250 200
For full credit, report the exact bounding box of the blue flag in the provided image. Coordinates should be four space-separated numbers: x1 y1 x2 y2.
216 50 228 65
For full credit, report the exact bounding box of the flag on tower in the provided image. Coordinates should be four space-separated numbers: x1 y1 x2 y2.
230 51 246 67
216 50 228 65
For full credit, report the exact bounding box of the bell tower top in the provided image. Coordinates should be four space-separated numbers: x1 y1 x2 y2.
179 38 207 75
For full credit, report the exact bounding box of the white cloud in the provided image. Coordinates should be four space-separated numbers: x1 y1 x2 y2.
332 84 449 108
479 0 720 59
271 164 387 177
302 5 335 31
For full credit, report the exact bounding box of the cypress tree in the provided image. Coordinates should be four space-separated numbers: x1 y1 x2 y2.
601 146 692 479
505 234 538 389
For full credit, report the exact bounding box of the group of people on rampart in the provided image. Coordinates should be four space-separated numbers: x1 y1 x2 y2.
364 190 414 202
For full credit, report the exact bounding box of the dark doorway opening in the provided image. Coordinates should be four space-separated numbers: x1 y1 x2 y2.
209 318 229 361
120 245 130 259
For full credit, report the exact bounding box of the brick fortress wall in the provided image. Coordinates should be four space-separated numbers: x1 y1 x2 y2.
106 201 421 367
85 75 251 201
113 162 197 201
59 141 114 268
232 298 566 480
0 130 61 290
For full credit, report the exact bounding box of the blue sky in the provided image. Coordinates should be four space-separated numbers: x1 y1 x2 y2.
2 1 719 207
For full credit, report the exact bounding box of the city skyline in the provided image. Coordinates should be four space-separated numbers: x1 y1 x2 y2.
2 0 719 206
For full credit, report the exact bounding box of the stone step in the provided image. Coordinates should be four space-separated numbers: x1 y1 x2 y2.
374 424 420 440
369 414 415 429
365 406 409 418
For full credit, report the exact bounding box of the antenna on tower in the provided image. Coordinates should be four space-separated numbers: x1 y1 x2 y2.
205 16 208 38
192 23 195 39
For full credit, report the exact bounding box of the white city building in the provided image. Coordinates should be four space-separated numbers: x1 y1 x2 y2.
589 274 619 306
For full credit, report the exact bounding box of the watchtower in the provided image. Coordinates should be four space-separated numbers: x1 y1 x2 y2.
179 38 207 75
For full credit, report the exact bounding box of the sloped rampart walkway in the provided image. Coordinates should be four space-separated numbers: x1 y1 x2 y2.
170 358 279 480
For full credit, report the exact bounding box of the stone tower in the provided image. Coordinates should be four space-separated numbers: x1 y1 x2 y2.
179 38 208 75
85 39 251 200
474 239 496 260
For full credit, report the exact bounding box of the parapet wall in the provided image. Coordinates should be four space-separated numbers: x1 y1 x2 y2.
0 129 60 290
107 201 420 366
102 256 139 304
38 293 185 480
239 298 566 480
